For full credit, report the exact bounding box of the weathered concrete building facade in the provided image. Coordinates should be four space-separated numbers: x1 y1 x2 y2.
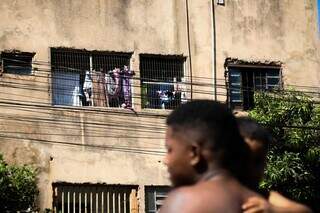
0 0 319 211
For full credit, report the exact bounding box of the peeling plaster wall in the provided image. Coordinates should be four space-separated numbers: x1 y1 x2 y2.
0 0 212 206
0 106 169 209
0 0 213 210
0 0 187 56
215 0 320 100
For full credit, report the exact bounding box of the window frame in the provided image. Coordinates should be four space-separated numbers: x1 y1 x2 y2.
52 182 138 213
1 51 35 75
145 185 171 213
139 54 187 110
50 47 133 108
227 63 282 110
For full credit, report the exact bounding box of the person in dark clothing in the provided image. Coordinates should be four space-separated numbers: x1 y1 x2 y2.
237 117 312 213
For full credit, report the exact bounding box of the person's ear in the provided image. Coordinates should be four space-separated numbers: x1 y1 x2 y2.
189 143 201 166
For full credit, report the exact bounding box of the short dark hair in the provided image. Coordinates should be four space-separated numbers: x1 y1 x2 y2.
166 100 252 187
237 117 272 153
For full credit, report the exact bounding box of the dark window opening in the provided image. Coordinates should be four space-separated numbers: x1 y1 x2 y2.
1 51 35 75
140 55 187 109
51 48 132 107
145 186 171 213
228 66 281 110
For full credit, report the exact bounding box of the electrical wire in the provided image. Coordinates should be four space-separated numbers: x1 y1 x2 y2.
1 58 320 155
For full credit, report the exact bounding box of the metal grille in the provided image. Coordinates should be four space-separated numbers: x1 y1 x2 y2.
51 48 131 107
52 183 138 213
51 48 90 106
228 66 281 110
145 186 170 213
92 52 130 72
140 55 186 109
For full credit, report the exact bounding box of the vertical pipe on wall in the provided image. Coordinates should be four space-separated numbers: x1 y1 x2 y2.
185 0 193 100
211 0 218 100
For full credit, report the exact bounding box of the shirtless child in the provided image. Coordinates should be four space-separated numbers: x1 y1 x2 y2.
160 100 264 213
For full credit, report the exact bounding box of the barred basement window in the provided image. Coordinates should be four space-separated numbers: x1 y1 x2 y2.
52 183 138 213
145 186 170 213
1 51 35 75
51 48 132 107
227 64 282 110
140 54 187 109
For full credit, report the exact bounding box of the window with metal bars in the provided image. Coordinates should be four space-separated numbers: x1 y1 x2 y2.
1 51 35 75
228 66 281 110
51 48 132 107
52 183 138 213
145 186 170 213
140 54 186 109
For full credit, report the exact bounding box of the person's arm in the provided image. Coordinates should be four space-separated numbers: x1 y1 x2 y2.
242 191 312 213
268 191 312 213
242 196 272 213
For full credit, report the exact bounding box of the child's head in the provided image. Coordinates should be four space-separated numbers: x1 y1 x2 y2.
164 100 251 187
237 117 272 185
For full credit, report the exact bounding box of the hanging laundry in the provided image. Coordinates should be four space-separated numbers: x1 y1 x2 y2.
106 68 122 96
121 65 135 108
105 68 122 107
92 69 107 107
174 77 188 104
83 70 93 106
157 84 175 109
72 84 81 106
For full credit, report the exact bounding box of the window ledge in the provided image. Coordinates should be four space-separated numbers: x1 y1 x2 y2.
51 105 170 117
140 108 172 116
1 72 36 80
